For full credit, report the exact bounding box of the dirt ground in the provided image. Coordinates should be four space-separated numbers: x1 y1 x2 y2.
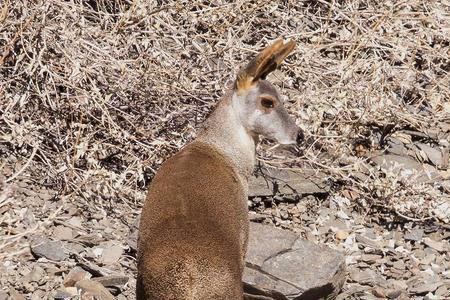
1 0 449 299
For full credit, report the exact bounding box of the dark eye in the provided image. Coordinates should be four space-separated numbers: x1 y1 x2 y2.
261 97 274 108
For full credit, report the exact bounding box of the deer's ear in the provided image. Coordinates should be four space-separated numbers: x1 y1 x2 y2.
235 39 296 93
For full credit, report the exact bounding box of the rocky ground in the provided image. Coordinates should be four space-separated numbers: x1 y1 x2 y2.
1 0 449 299
247 164 450 300
1 140 449 299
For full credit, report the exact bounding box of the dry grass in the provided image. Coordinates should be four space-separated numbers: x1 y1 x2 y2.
1 0 449 232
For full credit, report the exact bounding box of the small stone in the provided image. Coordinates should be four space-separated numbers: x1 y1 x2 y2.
387 239 396 249
45 265 63 275
360 254 382 264
387 290 403 299
336 230 349 240
65 242 85 255
248 212 266 222
64 267 92 287
54 287 78 299
92 275 129 287
435 285 448 296
409 282 441 294
279 209 289 220
388 280 408 291
350 269 380 285
30 290 45 300
431 263 442 273
37 190 53 201
67 216 83 228
30 237 68 261
22 208 37 228
433 201 450 223
75 280 115 300
421 253 436 265
54 226 73 240
66 206 80 217
23 266 45 284
356 234 381 249
9 289 26 300
393 260 405 270
417 143 443 167
423 237 446 252
101 245 122 265
404 229 424 241
24 282 35 293
92 213 104 220
372 286 386 298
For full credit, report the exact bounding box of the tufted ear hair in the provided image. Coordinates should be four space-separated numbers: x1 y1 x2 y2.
234 39 296 93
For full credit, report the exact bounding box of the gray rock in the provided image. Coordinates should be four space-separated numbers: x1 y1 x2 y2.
23 265 45 284
404 229 424 242
244 269 294 299
249 168 329 197
386 290 403 299
409 282 441 294
0 291 8 300
64 267 92 287
65 242 85 255
435 285 448 296
128 217 140 253
416 143 443 167
335 285 367 300
387 139 409 156
371 286 386 298
30 236 68 262
75 280 115 300
54 287 78 299
370 154 439 182
53 226 73 240
355 234 381 249
423 237 447 252
244 222 346 299
350 269 382 285
9 289 26 300
100 244 122 265
246 222 298 267
92 275 129 287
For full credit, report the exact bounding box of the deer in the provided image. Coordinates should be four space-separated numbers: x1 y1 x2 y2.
136 38 303 300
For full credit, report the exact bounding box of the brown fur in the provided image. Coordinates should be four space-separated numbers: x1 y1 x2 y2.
137 38 298 300
137 142 248 300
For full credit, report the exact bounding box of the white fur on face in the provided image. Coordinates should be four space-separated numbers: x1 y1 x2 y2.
255 109 298 144
232 84 299 145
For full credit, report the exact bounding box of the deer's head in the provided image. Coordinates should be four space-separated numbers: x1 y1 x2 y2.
232 39 303 145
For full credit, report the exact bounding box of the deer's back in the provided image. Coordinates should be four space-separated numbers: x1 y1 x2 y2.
137 142 249 299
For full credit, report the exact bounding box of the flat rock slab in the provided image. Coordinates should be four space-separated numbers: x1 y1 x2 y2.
249 167 329 197
404 228 424 242
244 222 346 300
30 236 68 262
370 154 440 183
75 280 115 300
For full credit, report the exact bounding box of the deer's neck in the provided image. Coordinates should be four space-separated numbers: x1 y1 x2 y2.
196 93 256 180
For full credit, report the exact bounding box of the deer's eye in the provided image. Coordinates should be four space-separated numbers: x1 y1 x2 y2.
261 97 275 108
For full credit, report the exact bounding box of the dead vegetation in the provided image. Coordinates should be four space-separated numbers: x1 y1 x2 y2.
1 0 449 299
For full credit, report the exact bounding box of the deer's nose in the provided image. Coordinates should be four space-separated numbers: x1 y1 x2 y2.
296 130 304 144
